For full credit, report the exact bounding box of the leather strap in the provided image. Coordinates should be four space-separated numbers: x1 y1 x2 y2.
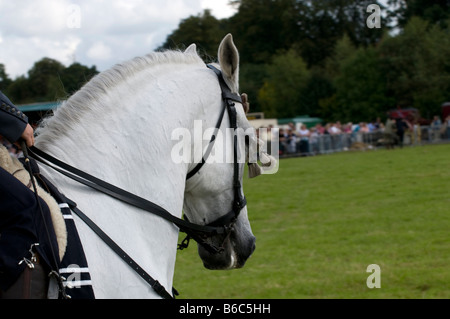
186 64 242 180
186 104 226 180
63 197 174 299
28 146 225 238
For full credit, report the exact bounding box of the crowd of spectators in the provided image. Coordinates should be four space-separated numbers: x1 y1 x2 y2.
3 115 450 159
277 115 450 156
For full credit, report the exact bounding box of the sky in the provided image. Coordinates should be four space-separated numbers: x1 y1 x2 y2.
0 0 238 79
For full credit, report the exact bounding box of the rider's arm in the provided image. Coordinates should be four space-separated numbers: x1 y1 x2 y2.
0 91 34 146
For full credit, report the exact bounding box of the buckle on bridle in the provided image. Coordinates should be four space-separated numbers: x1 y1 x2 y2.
177 234 191 250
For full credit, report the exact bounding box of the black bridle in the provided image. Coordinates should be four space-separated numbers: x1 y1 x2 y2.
26 64 247 299
186 64 247 232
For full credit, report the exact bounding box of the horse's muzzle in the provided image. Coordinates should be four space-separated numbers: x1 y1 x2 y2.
198 231 256 270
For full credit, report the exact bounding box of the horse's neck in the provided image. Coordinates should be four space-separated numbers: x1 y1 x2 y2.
35 63 219 298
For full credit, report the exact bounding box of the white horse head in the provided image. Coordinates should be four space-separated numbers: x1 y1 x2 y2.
183 35 256 270
34 34 261 298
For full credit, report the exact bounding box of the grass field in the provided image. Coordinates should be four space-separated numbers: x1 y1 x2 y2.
173 144 450 299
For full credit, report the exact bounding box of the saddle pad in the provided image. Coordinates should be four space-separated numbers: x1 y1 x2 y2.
35 170 95 299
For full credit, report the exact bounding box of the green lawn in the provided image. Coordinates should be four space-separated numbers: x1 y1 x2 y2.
173 144 450 299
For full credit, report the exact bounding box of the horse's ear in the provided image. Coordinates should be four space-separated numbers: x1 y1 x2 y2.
185 44 197 54
218 33 239 91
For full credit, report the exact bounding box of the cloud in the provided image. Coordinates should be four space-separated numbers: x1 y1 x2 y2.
201 0 237 19
86 42 112 61
0 0 237 79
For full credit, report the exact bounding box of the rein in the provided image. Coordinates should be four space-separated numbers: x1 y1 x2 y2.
28 146 228 249
27 64 246 299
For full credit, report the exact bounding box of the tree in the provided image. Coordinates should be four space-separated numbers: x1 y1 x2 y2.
387 0 450 29
27 58 66 102
158 9 225 61
228 0 299 64
61 62 99 95
258 49 309 118
239 63 268 113
292 0 386 67
379 17 450 117
5 76 33 103
300 69 334 118
324 34 357 78
4 58 99 104
333 46 392 122
318 35 357 121
0 64 12 91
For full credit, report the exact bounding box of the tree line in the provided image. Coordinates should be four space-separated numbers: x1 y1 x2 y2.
0 58 98 104
1 0 449 123
159 0 450 122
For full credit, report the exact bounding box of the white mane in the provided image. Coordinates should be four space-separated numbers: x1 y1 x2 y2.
36 50 204 147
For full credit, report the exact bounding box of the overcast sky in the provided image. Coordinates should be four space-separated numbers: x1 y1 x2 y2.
0 0 237 79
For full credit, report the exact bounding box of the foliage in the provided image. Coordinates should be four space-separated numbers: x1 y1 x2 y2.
387 0 450 29
293 0 385 67
2 58 98 104
228 0 300 64
333 46 393 122
238 63 268 113
158 9 226 62
379 17 450 118
299 69 334 119
26 58 66 102
258 50 310 118
60 62 99 96
0 64 12 91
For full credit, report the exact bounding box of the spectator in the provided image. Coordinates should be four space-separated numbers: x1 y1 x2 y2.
309 127 319 155
286 129 297 154
445 115 450 139
297 124 310 155
342 123 352 134
395 117 410 148
329 123 341 135
431 115 442 127
431 115 442 140
374 117 382 130
279 128 287 155
315 123 325 135
360 122 369 133
384 117 396 149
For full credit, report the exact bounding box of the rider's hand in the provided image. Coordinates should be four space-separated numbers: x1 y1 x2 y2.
21 124 35 147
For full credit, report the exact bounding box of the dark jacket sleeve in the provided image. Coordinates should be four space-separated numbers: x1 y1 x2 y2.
0 91 28 143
